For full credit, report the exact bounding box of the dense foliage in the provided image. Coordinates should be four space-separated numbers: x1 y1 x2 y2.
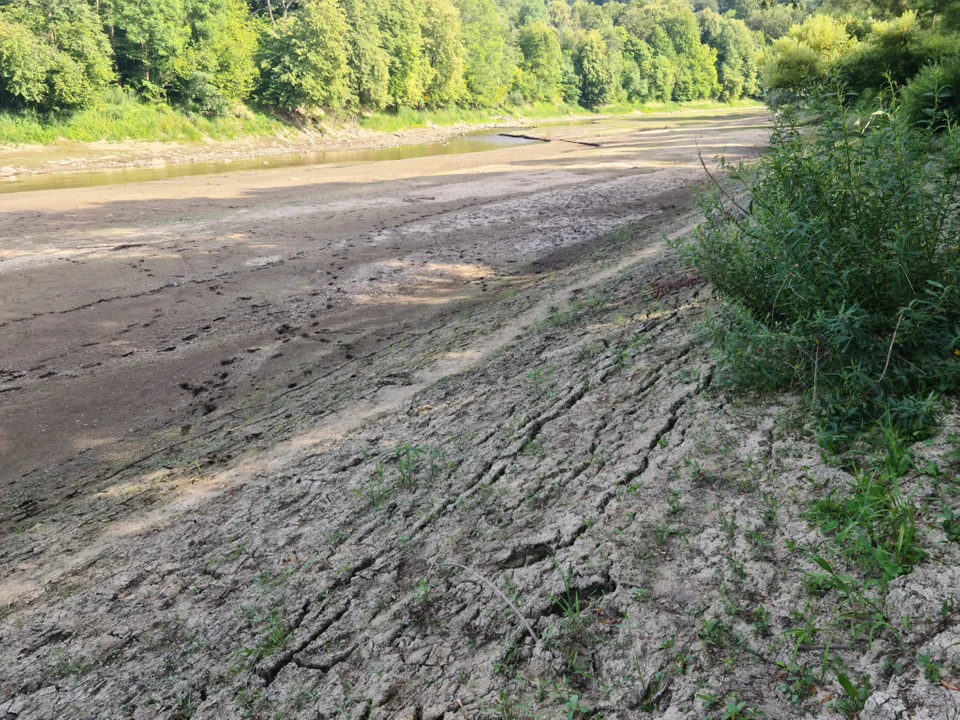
683 95 960 439
0 0 765 118
759 1 960 116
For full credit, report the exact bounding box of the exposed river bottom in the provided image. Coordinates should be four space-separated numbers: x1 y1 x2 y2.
10 110 956 719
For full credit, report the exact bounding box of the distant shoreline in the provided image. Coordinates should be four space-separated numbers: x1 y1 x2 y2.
0 100 763 180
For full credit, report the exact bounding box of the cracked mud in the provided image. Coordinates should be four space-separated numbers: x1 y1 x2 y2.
2 109 959 719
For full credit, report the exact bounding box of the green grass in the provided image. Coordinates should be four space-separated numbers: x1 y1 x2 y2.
0 88 288 145
359 97 765 132
357 105 504 132
0 89 764 146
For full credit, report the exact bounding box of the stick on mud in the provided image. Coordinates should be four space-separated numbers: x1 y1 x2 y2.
434 561 541 646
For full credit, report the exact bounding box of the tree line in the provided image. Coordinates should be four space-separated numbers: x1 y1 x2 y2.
0 0 957 121
0 0 763 116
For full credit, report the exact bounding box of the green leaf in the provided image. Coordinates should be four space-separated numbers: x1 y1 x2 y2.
836 673 857 700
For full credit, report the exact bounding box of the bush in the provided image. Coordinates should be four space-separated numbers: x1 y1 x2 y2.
681 93 960 437
836 13 960 96
761 15 856 97
901 56 960 129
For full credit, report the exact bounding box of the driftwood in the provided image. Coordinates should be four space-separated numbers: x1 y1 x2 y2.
499 132 602 148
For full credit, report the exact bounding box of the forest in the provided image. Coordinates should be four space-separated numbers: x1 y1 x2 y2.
0 0 954 127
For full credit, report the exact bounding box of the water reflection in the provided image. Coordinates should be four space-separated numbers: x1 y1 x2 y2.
0 131 537 196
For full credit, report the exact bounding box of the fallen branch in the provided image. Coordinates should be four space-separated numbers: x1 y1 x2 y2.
434 561 540 646
498 132 601 148
696 140 751 217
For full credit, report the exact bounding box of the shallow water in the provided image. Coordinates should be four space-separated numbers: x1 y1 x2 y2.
0 131 537 196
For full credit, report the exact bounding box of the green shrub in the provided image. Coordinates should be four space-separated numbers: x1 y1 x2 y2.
836 13 960 96
0 87 283 144
681 93 960 436
761 15 856 99
901 56 960 129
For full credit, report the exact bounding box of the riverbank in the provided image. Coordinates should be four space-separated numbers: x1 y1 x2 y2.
3 107 959 720
0 99 763 180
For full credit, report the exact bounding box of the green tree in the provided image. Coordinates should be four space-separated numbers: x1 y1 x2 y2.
761 14 855 93
0 0 114 110
515 20 562 100
342 0 391 109
172 0 258 113
620 0 717 101
0 16 56 108
374 0 429 107
575 0 623 91
421 0 467 106
454 0 511 106
575 29 615 107
836 12 960 94
257 0 352 110
698 8 760 101
110 0 190 97
513 0 547 28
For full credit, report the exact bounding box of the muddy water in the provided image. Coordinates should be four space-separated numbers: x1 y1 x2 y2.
0 130 536 195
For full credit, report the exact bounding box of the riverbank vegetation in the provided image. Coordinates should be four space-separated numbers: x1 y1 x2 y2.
0 0 781 143
0 0 768 145
677 0 960 445
683 93 960 445
1 1 958 142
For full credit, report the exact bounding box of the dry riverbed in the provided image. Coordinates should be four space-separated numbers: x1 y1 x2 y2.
1 109 959 719
0 122 506 179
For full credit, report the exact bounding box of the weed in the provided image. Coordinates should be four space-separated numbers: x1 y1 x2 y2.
807 556 894 647
48 647 94 678
527 366 558 395
807 429 924 582
550 560 585 627
833 673 871 718
238 609 289 665
543 306 574 329
918 651 945 683
357 461 392 508
747 530 772 561
761 493 779 527
685 457 720 487
751 605 771 637
667 489 684 516
784 611 821 663
411 579 438 604
697 691 721 710
939 505 960 542
612 348 632 369
355 443 446 507
394 442 444 489
777 662 817 709
719 511 737 542
699 617 734 652
636 671 667 711
721 699 763 719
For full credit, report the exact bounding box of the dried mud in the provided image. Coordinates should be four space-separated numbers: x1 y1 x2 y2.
1 110 959 720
